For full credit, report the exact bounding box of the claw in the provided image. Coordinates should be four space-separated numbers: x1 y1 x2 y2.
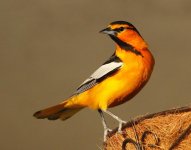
118 120 126 133
98 109 127 141
103 127 112 141
103 110 127 133
107 128 112 132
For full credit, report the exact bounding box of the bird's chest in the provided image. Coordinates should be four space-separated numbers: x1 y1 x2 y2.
107 59 149 106
118 60 146 91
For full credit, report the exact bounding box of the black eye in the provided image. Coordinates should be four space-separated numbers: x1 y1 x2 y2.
113 27 126 33
119 27 124 32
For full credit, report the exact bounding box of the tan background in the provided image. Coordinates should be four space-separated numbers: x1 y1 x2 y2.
1 0 191 149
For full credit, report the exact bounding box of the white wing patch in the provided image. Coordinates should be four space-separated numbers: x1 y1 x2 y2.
81 62 123 85
74 61 123 95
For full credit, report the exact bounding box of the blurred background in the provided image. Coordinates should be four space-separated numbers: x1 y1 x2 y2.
1 0 191 149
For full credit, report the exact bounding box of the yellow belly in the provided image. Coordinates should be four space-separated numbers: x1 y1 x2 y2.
69 50 154 110
74 59 147 110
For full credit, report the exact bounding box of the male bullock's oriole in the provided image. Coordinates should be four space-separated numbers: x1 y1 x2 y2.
33 21 155 141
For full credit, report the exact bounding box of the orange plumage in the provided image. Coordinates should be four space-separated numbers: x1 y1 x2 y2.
33 21 154 141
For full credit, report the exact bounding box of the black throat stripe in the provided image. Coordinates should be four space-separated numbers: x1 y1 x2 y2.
103 54 122 65
109 35 143 57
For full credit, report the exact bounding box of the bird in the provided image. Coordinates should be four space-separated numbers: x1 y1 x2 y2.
33 21 155 141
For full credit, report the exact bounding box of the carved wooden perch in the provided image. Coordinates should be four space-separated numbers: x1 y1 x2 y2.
104 106 191 150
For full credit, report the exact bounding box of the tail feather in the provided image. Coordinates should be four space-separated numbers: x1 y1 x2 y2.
33 100 83 121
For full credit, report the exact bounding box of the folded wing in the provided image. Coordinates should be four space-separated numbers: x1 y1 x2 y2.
74 55 123 95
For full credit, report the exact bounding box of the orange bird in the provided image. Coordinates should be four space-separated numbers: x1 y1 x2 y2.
33 21 155 141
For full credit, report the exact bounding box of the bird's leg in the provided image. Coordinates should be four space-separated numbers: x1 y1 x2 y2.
103 110 126 133
98 109 112 142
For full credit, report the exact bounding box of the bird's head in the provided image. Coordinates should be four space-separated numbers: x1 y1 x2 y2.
100 21 147 51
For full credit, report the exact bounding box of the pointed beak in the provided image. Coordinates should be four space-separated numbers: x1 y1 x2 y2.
99 27 116 36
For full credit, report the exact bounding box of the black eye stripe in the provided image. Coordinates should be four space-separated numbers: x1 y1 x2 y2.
113 27 135 32
113 27 124 32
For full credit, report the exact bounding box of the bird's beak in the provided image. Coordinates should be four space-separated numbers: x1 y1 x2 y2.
99 27 116 36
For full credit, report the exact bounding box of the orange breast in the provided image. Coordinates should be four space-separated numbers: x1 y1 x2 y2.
74 49 154 110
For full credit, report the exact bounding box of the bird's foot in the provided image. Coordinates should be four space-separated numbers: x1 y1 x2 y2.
117 120 126 134
103 127 112 142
